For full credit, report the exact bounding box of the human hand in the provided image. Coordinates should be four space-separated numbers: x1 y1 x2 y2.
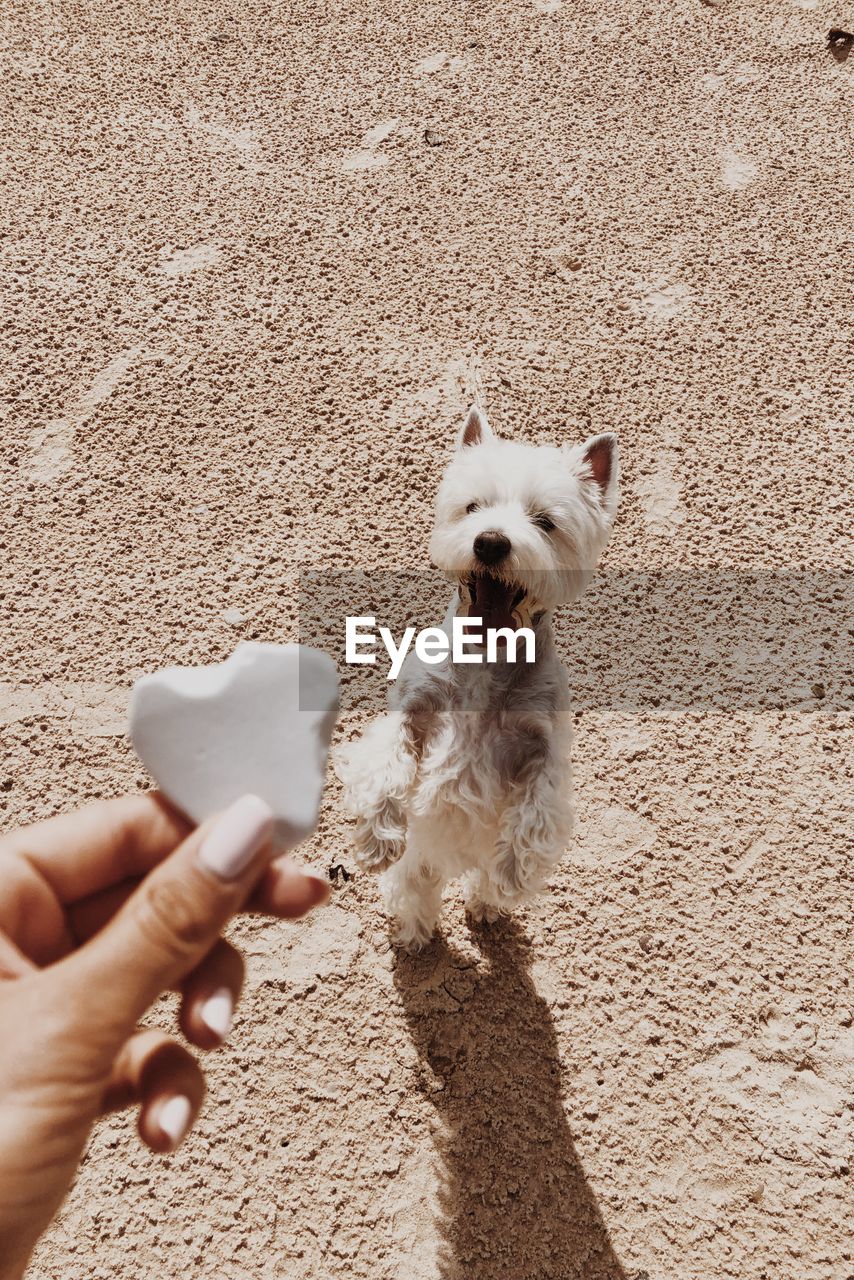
0 792 329 1280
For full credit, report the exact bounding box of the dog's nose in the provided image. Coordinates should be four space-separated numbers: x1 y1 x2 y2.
473 530 511 566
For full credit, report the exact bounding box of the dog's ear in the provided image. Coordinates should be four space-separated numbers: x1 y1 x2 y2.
574 433 619 502
458 404 493 449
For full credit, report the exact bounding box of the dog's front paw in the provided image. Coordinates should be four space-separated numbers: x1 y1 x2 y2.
352 817 405 872
490 842 528 898
485 841 548 909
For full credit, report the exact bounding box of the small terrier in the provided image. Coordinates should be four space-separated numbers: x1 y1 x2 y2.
336 406 619 948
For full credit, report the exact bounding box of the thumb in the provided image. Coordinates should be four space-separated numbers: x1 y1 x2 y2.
57 794 275 1046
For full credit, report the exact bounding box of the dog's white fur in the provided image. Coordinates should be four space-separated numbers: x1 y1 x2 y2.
335 406 619 948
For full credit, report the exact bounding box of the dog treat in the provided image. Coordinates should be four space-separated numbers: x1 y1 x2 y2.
129 642 339 851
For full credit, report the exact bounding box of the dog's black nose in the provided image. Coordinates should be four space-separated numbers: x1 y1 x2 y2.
473 530 511 566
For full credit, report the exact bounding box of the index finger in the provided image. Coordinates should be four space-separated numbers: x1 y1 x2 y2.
0 793 193 904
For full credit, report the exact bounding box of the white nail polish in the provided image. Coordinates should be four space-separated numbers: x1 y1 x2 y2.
158 1095 192 1149
198 794 274 881
200 986 234 1040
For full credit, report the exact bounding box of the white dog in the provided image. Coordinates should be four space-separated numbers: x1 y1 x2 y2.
335 406 619 948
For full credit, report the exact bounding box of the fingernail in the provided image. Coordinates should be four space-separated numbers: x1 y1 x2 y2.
158 1095 193 1149
199 986 234 1040
198 795 274 881
279 857 331 907
307 876 332 906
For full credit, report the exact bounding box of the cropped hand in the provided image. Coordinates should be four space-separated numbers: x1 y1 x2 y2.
0 792 328 1280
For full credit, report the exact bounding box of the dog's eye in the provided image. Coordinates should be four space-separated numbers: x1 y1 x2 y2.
532 512 555 533
465 502 480 515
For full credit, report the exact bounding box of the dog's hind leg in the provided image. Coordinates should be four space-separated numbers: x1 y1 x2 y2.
334 710 416 871
461 870 502 924
380 856 444 951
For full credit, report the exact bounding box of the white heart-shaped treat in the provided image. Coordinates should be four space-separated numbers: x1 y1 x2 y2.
129 643 339 851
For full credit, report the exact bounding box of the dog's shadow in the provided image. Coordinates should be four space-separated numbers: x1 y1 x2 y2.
393 920 628 1280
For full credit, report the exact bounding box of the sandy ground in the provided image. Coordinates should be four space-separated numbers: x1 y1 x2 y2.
2 1 852 1277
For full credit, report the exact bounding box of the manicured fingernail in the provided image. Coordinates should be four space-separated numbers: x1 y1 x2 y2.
198 795 274 881
279 857 331 907
158 1095 192 1149
200 986 234 1040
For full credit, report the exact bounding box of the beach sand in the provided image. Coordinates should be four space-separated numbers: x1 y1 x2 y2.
1 2 851 1276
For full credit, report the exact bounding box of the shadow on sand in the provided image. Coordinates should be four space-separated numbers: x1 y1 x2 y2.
393 919 629 1280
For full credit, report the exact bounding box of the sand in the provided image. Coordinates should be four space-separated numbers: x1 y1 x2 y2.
1 1 851 1277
